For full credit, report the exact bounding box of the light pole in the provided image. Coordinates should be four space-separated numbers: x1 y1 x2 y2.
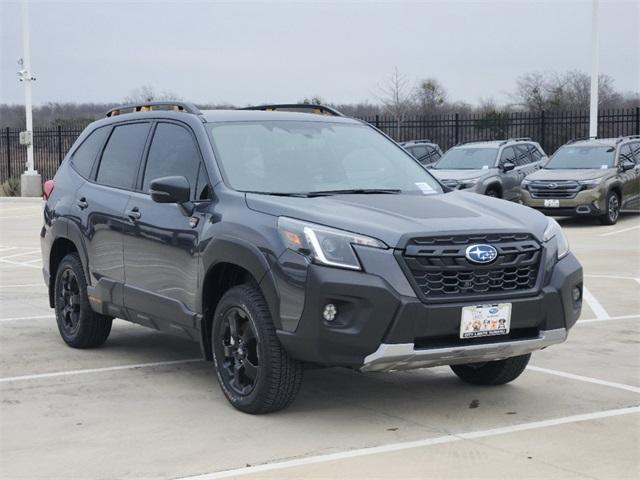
589 0 600 138
18 0 41 197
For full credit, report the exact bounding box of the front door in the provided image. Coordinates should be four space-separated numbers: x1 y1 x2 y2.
122 121 212 339
497 146 521 201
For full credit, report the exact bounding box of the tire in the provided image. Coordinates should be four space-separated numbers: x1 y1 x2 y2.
211 284 303 414
600 191 620 225
485 187 500 198
54 253 112 348
450 354 531 386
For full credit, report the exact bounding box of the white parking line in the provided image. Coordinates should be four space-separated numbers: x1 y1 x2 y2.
0 284 45 288
0 358 202 383
582 286 610 320
578 314 640 324
584 273 640 282
0 249 40 260
0 258 41 269
599 224 640 237
528 366 640 394
175 406 640 480
0 314 54 322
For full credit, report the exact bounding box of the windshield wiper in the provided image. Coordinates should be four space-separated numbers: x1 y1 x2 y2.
244 191 310 197
306 188 402 197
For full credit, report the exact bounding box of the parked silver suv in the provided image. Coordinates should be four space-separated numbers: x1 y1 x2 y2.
399 139 443 166
430 138 548 200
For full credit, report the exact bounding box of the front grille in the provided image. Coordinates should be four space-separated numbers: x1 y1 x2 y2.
528 180 582 199
401 233 542 301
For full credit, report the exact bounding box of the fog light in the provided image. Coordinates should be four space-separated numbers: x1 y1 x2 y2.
572 286 582 303
323 303 337 322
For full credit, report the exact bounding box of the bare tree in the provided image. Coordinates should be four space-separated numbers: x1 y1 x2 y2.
124 85 181 103
375 67 415 139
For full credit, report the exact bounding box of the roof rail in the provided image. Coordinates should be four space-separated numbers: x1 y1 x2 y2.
507 137 532 142
565 136 597 145
106 101 201 118
238 104 344 117
457 138 502 146
403 139 433 144
615 135 640 144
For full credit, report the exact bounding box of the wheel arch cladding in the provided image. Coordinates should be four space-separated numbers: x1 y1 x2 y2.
199 237 281 360
485 182 502 196
48 237 80 308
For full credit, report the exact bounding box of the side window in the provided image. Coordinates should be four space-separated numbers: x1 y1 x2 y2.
618 145 634 165
514 145 531 165
626 143 640 164
408 146 427 160
529 145 543 162
70 127 109 178
96 123 150 189
142 123 201 197
499 147 517 166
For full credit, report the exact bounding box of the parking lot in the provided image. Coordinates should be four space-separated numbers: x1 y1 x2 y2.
0 197 638 479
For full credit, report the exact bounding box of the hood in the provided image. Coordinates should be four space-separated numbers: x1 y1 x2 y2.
430 169 495 181
246 191 549 248
525 168 613 182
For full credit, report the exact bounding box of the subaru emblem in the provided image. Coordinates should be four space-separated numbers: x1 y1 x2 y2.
465 244 498 264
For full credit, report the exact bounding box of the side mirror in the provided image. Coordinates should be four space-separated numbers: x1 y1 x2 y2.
620 160 635 172
501 161 516 172
150 176 191 204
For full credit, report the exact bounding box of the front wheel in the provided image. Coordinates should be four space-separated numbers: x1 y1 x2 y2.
600 191 620 225
450 354 531 385
211 284 303 414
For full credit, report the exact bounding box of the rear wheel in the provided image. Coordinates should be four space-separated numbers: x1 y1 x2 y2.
211 284 303 414
450 354 530 385
600 191 620 225
54 253 112 348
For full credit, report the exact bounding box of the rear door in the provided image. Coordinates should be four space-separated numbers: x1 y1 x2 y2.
122 121 212 338
497 146 521 200
74 122 151 317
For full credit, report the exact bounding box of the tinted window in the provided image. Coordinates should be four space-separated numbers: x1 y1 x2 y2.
619 145 633 165
96 123 150 189
499 147 517 165
529 145 543 161
514 145 531 165
142 123 201 195
407 146 427 159
70 127 109 178
630 143 640 164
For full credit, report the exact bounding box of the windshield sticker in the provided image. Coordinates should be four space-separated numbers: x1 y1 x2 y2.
415 182 436 194
482 165 489 169
601 165 608 169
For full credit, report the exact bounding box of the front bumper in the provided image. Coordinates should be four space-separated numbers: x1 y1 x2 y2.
521 188 606 216
276 248 583 370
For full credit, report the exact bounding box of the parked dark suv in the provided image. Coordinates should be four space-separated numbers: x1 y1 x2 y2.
41 102 583 414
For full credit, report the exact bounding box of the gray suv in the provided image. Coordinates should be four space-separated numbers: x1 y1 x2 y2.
399 139 443 166
430 139 548 200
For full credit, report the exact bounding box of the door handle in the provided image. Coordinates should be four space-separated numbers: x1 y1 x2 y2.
126 207 141 221
77 198 88 210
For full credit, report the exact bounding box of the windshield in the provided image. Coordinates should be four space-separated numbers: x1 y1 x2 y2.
545 146 616 169
207 121 443 195
434 148 498 170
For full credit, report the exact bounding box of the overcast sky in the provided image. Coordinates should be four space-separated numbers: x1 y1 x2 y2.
1 0 638 107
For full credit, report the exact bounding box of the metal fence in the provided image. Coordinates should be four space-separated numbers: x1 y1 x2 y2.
1 108 639 185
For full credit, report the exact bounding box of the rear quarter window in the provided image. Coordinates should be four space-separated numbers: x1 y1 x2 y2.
69 127 110 178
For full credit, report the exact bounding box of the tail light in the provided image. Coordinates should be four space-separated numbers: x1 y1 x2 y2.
43 180 55 200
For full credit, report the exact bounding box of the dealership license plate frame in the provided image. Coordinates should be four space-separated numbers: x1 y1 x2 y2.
544 199 560 208
460 303 512 339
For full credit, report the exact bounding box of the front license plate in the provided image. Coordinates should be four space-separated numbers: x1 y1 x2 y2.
544 199 560 208
460 303 511 339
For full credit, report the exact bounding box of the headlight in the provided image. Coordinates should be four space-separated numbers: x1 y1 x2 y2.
543 218 570 259
278 217 387 270
579 178 603 188
521 179 531 188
